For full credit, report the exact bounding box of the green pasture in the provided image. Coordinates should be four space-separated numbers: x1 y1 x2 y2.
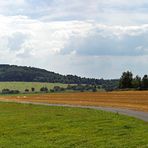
0 102 147 147
0 82 68 93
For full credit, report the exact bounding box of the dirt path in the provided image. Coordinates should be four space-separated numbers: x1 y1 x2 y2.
1 100 148 122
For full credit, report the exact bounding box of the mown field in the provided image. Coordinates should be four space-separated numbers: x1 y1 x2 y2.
0 102 147 148
0 82 68 92
1 91 148 112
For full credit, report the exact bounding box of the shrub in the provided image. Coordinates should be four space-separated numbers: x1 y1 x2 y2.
40 87 48 92
2 89 10 94
31 87 35 92
50 89 54 93
25 89 29 93
92 87 97 92
2 89 20 94
10 90 20 94
53 86 65 92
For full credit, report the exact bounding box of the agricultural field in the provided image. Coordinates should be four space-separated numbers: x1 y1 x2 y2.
1 91 148 112
0 82 68 93
0 102 147 148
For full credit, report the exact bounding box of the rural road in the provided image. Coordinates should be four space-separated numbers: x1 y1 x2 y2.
1 100 148 122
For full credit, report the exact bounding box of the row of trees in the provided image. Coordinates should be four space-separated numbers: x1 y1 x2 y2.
1 84 100 94
41 84 99 93
2 87 49 94
2 87 36 94
119 71 148 89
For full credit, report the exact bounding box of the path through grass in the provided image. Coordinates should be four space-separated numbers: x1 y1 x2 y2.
0 102 147 148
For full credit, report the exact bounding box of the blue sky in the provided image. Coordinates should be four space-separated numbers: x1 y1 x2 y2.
0 0 148 78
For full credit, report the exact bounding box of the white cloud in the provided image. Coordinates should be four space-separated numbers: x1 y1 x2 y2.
1 1 148 78
0 0 148 25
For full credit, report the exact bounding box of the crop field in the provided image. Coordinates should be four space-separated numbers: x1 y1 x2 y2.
0 82 68 92
0 102 147 147
1 91 148 112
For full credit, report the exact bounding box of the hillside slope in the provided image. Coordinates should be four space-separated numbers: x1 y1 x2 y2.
0 64 118 88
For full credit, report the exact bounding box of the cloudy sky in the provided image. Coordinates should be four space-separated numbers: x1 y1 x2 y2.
1 0 148 78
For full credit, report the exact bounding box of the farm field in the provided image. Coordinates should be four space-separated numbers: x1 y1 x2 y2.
1 91 148 112
0 82 68 92
0 102 147 148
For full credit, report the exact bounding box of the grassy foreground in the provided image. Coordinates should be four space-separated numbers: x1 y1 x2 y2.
0 102 147 148
0 82 68 92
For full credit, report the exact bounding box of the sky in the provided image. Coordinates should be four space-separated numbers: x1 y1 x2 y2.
1 0 148 79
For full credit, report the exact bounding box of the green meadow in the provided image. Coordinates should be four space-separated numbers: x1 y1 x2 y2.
0 82 68 93
0 102 147 148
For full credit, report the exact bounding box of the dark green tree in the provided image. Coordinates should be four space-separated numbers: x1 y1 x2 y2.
31 87 35 92
119 71 133 88
92 85 97 92
40 87 48 92
25 89 29 93
132 75 141 89
142 75 148 89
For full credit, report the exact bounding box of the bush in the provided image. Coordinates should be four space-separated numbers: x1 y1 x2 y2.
53 86 65 92
50 89 54 93
2 89 10 94
10 90 20 94
40 87 48 92
31 87 35 92
2 89 20 94
92 86 97 92
25 89 29 93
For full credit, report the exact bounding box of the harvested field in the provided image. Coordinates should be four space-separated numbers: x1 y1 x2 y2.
0 91 148 112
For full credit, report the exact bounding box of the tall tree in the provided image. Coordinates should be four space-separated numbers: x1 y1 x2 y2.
132 75 141 89
119 71 133 88
142 75 148 89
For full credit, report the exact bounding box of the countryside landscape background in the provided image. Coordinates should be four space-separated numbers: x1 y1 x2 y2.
0 0 148 148
0 64 147 147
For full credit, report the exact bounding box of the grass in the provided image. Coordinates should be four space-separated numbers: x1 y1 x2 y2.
0 102 147 148
0 82 68 92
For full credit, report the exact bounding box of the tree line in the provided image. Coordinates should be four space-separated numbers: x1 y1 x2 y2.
0 64 117 87
1 84 100 94
119 71 148 90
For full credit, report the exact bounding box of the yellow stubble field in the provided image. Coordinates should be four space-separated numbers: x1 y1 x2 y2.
0 91 148 112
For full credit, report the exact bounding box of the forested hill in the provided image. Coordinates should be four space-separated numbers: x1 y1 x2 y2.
0 64 118 88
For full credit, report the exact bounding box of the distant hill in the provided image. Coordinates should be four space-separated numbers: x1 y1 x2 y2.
0 64 118 89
